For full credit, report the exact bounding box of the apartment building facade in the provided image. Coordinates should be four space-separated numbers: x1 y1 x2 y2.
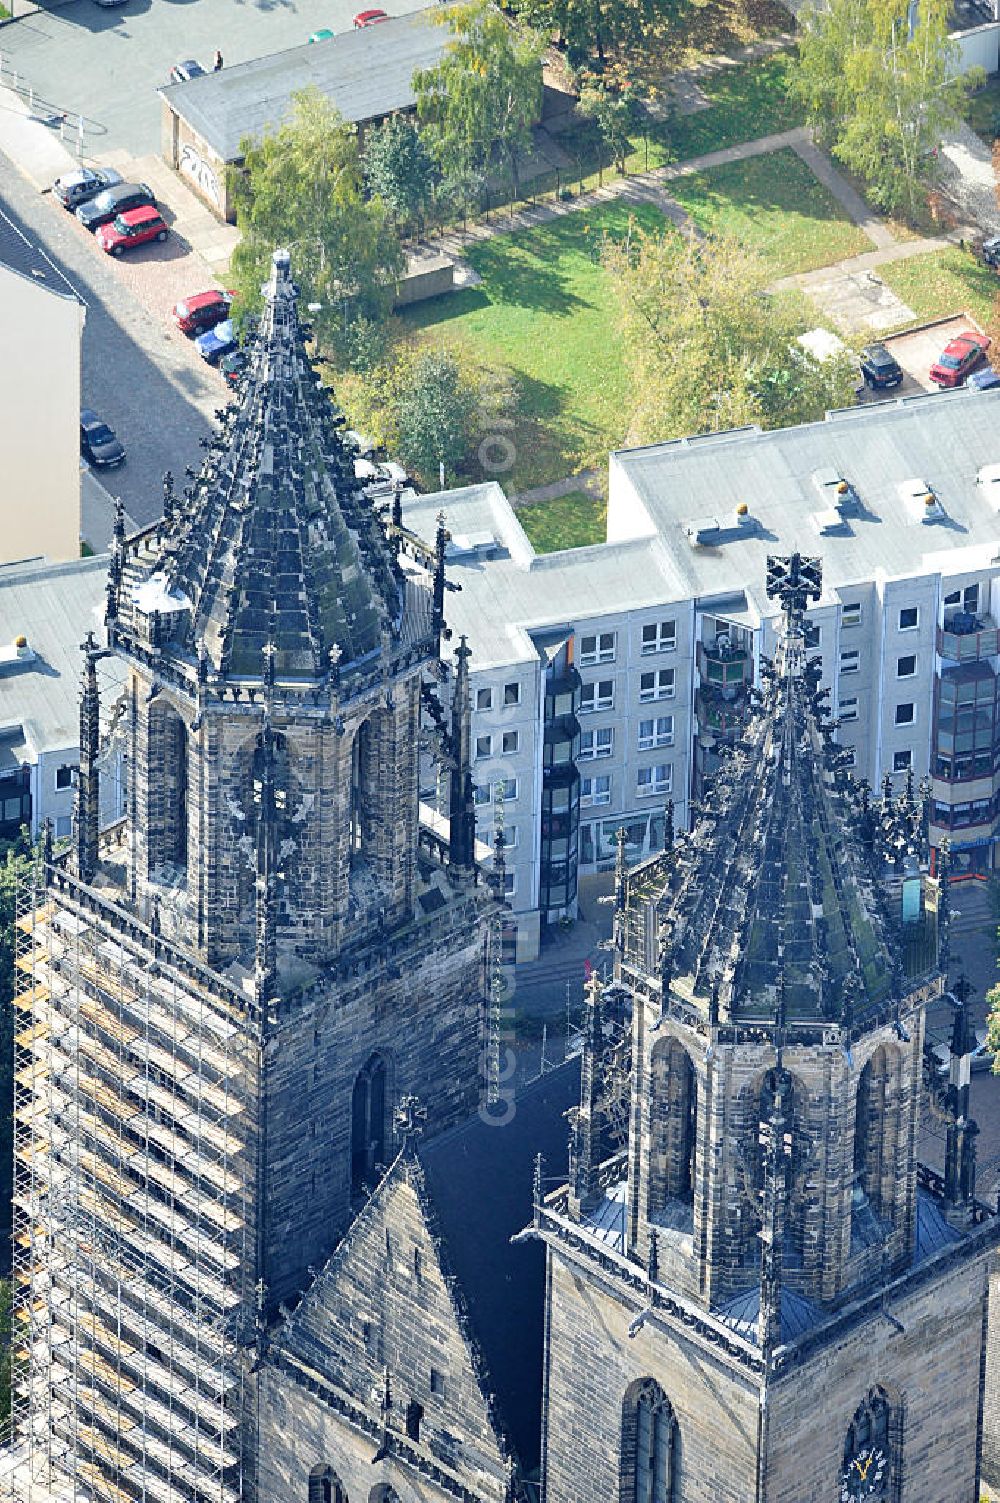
405 390 1000 960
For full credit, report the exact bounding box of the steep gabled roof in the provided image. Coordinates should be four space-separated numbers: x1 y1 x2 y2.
114 249 403 681
271 1142 513 1501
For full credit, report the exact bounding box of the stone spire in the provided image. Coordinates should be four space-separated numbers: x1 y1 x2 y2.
111 248 403 684
75 631 101 883
944 974 979 1211
448 635 476 870
569 971 605 1217
618 555 907 1029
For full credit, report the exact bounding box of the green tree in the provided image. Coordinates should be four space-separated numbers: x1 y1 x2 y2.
578 80 643 173
228 88 404 358
413 1 545 199
511 0 671 68
793 0 980 219
602 223 857 442
362 114 437 231
0 1277 11 1434
396 350 479 484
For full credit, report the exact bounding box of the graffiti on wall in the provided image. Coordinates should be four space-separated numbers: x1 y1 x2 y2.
179 142 222 210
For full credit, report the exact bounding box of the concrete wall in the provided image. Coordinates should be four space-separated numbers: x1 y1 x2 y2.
951 22 1000 76
0 265 82 565
161 99 231 221
394 257 455 309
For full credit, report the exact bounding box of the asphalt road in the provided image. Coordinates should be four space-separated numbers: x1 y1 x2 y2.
1 147 216 528
0 0 435 160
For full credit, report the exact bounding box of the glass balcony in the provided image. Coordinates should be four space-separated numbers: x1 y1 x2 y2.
697 641 752 686
938 614 1000 662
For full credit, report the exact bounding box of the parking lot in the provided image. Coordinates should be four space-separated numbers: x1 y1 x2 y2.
0 0 435 160
857 313 991 404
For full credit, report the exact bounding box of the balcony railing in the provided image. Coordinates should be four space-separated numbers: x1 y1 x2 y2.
938 616 1000 662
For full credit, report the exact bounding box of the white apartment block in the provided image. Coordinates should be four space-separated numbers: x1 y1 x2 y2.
403 388 1000 961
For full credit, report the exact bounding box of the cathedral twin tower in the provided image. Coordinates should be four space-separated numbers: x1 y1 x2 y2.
8 256 1000 1503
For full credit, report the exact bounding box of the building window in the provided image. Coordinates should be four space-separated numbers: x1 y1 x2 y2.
55 816 72 840
430 1368 446 1397
840 650 860 675
893 750 912 772
894 703 915 726
641 620 676 656
842 602 862 628
499 777 517 801
637 765 672 797
965 584 980 614
474 784 491 806
351 1055 389 1197
580 728 613 760
639 669 675 703
475 735 492 759
840 748 857 769
840 1390 894 1503
503 824 518 849
638 716 674 750
503 871 516 896
622 1379 677 1503
581 775 611 807
803 621 821 649
898 606 919 630
503 681 521 707
476 687 493 712
580 631 616 665
54 764 74 791
502 730 519 754
580 679 614 713
838 696 858 722
406 1400 424 1442
896 655 916 678
307 1466 348 1503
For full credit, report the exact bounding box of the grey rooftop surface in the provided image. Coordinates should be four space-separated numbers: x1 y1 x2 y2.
609 387 1000 615
0 554 111 761
405 390 1000 669
402 483 691 670
158 7 451 162
0 203 83 304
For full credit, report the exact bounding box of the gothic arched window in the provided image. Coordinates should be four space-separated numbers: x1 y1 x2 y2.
307 1464 348 1503
351 1053 390 1197
853 1046 903 1234
148 703 189 872
840 1388 894 1500
647 1040 697 1218
621 1379 678 1503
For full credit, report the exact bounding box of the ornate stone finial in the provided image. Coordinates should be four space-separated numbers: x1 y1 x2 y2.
76 636 101 884
392 481 404 531
765 552 822 633
162 469 175 524
328 641 343 689
113 496 126 554
42 818 53 866
532 1151 545 1227
647 1227 659 1284
395 1095 428 1155
197 637 209 687
664 798 675 853
261 640 277 699
433 511 449 637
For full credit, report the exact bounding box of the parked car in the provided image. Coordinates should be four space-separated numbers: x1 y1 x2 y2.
169 59 206 83
929 331 991 388
196 318 237 364
53 166 122 211
93 0 129 10
859 342 903 390
77 181 155 232
308 27 336 41
980 235 1000 270
172 289 233 336
968 366 1000 391
353 8 389 24
80 410 126 468
220 350 248 385
95 206 169 256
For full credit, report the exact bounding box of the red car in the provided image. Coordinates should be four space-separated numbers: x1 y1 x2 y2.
353 8 389 24
172 289 233 335
929 330 991 387
96 205 169 257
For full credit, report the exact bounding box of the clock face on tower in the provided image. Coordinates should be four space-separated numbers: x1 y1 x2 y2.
839 1446 887 1501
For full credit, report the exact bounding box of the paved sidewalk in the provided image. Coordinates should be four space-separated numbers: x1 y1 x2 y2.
512 470 602 507
790 134 896 250
936 118 1000 237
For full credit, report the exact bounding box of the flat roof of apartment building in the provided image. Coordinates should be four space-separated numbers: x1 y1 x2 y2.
407 389 1000 663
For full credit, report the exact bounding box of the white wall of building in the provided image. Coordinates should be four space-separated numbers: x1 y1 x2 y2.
0 264 83 565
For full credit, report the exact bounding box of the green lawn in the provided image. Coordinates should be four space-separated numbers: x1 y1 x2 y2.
654 54 806 163
398 201 667 491
668 150 872 277
878 248 1000 330
517 491 607 553
964 78 1000 146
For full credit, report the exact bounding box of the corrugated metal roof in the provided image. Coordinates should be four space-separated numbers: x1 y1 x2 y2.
159 6 451 162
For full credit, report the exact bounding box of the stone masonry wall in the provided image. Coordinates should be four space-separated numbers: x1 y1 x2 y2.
983 1255 1000 1492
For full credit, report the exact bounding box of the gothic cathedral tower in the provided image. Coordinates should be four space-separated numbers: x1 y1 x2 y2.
10 251 495 1503
534 555 1000 1503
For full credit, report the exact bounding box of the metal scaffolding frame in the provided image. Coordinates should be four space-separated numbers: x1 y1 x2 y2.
4 852 257 1503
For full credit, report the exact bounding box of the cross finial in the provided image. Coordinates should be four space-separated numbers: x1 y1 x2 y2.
395 1094 427 1153
765 552 822 630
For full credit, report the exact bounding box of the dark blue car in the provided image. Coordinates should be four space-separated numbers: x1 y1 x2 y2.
195 318 237 364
